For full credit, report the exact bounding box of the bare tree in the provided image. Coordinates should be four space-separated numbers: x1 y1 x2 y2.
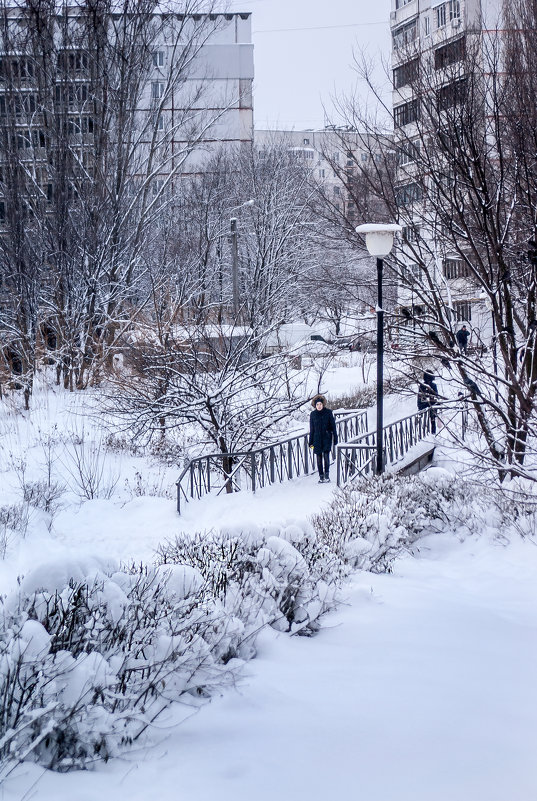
323 3 537 479
0 0 235 400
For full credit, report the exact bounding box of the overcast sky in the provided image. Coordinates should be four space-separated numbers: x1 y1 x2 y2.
227 0 393 130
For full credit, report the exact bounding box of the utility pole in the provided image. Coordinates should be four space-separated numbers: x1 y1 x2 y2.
230 216 238 317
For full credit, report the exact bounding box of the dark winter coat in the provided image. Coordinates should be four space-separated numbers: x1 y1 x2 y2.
309 407 338 454
417 376 438 410
456 327 470 348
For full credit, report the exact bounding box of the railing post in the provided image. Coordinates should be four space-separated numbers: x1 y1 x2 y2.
270 446 275 483
288 440 293 479
304 436 309 474
206 456 211 493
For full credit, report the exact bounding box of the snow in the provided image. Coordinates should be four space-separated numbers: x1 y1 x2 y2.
3 532 536 801
0 369 536 800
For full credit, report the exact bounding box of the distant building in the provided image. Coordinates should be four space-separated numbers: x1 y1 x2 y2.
0 7 254 223
390 0 507 346
255 127 386 225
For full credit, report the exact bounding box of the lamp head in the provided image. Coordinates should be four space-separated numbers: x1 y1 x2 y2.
356 223 402 257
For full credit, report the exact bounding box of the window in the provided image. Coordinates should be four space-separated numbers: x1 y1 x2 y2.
437 78 467 111
424 16 430 35
396 0 413 7
68 116 94 134
436 4 447 27
150 112 164 130
58 51 89 75
395 181 422 204
397 140 420 165
303 138 310 145
14 129 46 149
56 84 89 108
151 81 165 100
394 99 419 128
402 224 420 243
152 50 165 67
453 300 472 321
443 258 471 279
333 185 340 195
393 20 417 49
0 200 5 222
449 0 461 20
393 58 419 89
434 38 465 70
319 168 325 178
361 153 368 162
401 262 421 282
436 0 460 27
0 57 34 81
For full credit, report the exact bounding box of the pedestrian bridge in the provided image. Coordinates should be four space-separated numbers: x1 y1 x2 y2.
176 407 436 514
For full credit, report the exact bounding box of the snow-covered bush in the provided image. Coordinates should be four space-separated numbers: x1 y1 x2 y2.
0 503 29 554
156 521 339 637
311 469 475 573
0 561 244 775
0 517 343 775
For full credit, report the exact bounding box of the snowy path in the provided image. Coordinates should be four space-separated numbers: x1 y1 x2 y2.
4 532 537 801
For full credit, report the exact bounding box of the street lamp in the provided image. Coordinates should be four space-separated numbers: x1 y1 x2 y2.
356 223 402 474
230 199 254 317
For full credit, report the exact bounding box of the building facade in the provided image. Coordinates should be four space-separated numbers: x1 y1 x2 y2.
390 0 505 349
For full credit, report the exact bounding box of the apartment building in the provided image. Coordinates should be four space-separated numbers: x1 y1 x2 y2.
255 127 385 224
390 0 505 347
0 6 253 224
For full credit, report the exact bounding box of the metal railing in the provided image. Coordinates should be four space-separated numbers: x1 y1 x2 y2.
176 410 368 513
336 408 434 486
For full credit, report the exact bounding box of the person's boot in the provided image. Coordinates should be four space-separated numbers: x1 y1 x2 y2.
318 474 325 483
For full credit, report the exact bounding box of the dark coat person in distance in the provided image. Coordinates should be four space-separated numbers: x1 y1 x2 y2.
417 371 439 433
309 394 338 483
456 325 470 354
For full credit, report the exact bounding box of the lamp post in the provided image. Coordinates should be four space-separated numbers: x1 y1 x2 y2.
356 223 402 474
230 199 254 317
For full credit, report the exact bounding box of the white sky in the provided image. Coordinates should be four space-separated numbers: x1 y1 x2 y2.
227 0 393 130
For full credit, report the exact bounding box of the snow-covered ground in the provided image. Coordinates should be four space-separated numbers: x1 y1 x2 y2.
1 360 536 800
3 527 536 801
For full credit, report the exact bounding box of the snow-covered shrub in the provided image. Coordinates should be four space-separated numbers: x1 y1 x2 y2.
311 470 473 573
22 478 65 515
0 503 29 553
0 562 244 774
156 521 340 638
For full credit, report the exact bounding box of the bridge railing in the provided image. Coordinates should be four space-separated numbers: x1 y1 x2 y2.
176 409 368 513
336 407 434 485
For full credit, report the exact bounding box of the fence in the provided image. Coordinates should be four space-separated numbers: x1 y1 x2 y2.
176 410 368 513
336 408 434 486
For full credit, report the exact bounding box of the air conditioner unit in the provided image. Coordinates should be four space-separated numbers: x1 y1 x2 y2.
390 11 396 20
452 18 461 27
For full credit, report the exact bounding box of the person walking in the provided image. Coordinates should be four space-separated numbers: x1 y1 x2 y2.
417 371 439 433
456 324 470 354
309 394 338 483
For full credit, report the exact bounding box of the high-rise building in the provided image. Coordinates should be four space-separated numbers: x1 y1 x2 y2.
0 6 253 226
390 0 506 347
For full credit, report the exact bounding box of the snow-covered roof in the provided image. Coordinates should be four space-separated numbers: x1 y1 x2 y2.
265 323 324 348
